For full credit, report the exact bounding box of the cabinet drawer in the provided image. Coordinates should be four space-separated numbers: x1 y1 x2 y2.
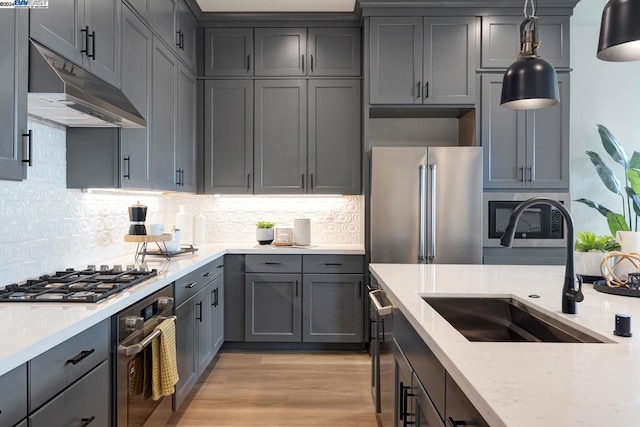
245 255 301 273
0 363 27 427
303 255 363 274
175 258 224 306
29 360 110 427
29 320 110 411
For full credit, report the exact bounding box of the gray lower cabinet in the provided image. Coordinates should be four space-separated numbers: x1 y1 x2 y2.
254 79 307 194
176 64 197 192
203 80 254 194
244 273 302 342
302 274 364 342
150 0 177 49
196 283 213 376
30 0 121 87
254 28 307 76
370 16 475 105
481 15 570 69
308 27 361 77
175 294 198 411
224 254 246 342
29 361 110 427
210 274 225 354
482 73 569 190
0 363 27 427
0 9 28 181
308 79 361 195
204 28 254 77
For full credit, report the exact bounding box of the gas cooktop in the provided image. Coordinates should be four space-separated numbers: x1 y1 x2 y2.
0 265 157 303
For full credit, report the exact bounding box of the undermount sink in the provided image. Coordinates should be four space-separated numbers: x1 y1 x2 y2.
423 296 610 343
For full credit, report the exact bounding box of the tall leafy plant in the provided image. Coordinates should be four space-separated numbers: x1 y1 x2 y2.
576 124 640 236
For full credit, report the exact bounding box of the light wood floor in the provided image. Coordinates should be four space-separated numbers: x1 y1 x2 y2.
166 350 379 427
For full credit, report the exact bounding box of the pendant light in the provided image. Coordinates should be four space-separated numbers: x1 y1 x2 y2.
597 0 640 62
500 0 559 110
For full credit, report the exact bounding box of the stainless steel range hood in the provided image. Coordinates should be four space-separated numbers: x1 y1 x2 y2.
28 41 145 128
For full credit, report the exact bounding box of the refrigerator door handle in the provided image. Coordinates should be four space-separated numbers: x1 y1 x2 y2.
429 164 437 262
418 165 427 262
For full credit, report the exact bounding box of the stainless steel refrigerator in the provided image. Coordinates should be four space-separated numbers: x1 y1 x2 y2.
370 146 483 264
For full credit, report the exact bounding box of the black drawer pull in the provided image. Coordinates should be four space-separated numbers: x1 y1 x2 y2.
186 282 198 289
324 263 342 266
447 417 470 427
81 416 96 426
203 272 212 277
264 262 281 265
66 348 95 365
217 264 224 269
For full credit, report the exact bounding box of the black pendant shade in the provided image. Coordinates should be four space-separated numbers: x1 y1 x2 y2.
500 56 559 110
597 0 640 62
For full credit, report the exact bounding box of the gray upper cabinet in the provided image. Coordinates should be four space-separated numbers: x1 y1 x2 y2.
120 4 152 189
369 17 422 104
308 27 361 76
176 0 197 70
481 15 570 69
150 0 177 49
124 0 151 23
370 16 475 105
204 28 253 77
254 79 307 194
151 38 178 191
30 0 121 87
482 73 569 190
255 28 307 76
0 9 28 181
176 64 197 192
204 80 254 194
308 79 361 195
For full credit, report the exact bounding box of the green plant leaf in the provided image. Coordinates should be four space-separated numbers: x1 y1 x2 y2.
625 186 640 217
255 221 275 228
607 212 630 235
586 151 622 195
630 151 640 169
597 124 629 167
627 168 640 196
574 198 613 217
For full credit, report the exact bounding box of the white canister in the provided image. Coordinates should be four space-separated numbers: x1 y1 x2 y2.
176 205 192 245
294 218 311 246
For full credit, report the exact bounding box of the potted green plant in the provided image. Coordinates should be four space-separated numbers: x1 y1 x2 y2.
255 221 275 245
574 231 621 276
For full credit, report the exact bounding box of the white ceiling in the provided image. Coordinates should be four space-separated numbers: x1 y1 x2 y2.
195 0 356 13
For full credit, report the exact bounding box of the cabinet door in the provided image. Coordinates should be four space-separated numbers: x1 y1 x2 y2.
423 17 475 105
308 80 361 195
0 363 27 427
254 80 307 194
481 16 570 69
413 372 444 427
150 0 177 49
174 299 197 411
394 342 415 427
151 39 178 191
124 0 151 23
224 254 245 342
176 64 196 193
244 273 302 342
84 0 121 87
204 80 253 194
30 0 84 64
308 27 361 76
0 10 28 181
196 286 213 375
302 274 363 343
204 28 253 77
120 5 152 189
481 74 527 189
254 28 307 76
370 17 422 104
210 275 225 355
527 73 570 189
176 0 197 70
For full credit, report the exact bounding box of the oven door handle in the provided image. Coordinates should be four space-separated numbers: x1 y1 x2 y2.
369 289 395 317
117 316 176 357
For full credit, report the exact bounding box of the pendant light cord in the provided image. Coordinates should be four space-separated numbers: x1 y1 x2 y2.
524 0 536 18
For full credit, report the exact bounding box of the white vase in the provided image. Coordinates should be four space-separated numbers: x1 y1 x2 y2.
256 228 274 245
574 251 608 277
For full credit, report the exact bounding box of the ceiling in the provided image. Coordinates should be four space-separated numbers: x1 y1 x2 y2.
194 0 356 12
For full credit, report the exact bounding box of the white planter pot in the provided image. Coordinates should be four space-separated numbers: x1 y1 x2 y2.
574 251 608 277
256 228 274 245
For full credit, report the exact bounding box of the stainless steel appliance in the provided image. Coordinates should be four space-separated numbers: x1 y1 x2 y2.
114 285 175 427
369 281 395 426
0 265 157 303
483 192 570 247
370 146 483 264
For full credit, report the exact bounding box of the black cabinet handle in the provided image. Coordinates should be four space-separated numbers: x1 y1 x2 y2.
247 173 251 190
123 156 131 179
66 348 95 365
186 282 198 289
197 301 203 321
213 287 219 307
402 386 416 426
310 173 314 189
519 166 525 183
180 31 185 50
80 26 89 56
425 81 429 99
302 173 305 190
358 281 362 298
527 166 533 182
295 280 299 297
247 55 251 72
81 416 96 426
22 130 32 166
310 54 314 72
217 264 224 269
417 81 421 99
399 381 406 420
88 30 96 59
181 169 185 187
324 263 342 266
447 417 470 427
203 272 212 277
176 30 182 48
264 262 281 265
301 54 305 72
176 169 181 185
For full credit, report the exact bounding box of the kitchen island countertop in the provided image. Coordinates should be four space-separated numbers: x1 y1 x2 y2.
0 243 364 376
369 263 640 427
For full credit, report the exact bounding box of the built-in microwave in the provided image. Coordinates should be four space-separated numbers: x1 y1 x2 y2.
483 193 570 247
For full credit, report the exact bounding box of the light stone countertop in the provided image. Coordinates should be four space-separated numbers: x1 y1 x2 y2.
369 263 640 427
0 243 364 376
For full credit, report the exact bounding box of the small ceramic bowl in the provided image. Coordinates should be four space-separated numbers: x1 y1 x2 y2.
164 239 180 253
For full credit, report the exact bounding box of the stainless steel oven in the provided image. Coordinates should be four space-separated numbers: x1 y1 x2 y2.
483 193 570 247
369 282 396 427
113 285 175 427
